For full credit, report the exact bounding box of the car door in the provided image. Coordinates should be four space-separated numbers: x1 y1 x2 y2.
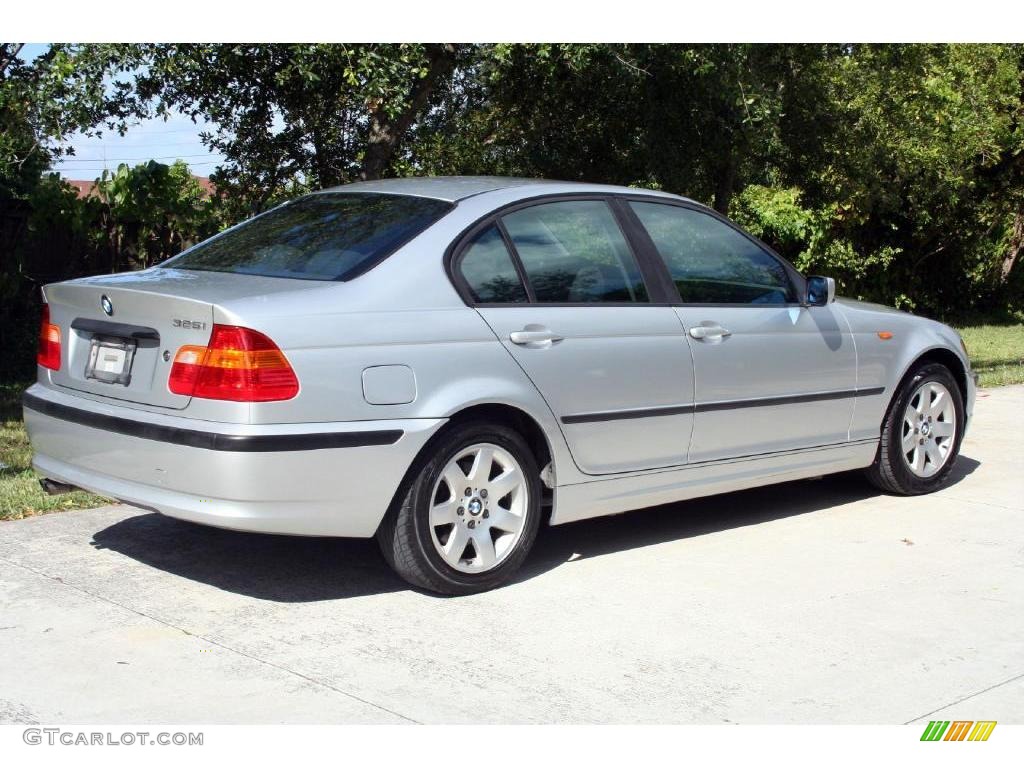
451 197 695 476
626 199 858 464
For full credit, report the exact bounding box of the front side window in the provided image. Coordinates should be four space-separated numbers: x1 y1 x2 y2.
457 225 528 303
630 202 795 304
500 200 648 303
164 193 453 281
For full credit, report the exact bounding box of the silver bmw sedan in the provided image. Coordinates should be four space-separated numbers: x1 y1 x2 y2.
24 176 977 594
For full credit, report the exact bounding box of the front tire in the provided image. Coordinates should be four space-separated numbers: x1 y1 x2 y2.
866 362 965 495
377 421 542 595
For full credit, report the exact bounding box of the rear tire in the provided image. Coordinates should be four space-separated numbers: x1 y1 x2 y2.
377 421 541 595
865 362 964 495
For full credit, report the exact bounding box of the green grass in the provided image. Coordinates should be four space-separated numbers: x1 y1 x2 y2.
1 382 108 521
957 324 1024 388
1 322 1021 522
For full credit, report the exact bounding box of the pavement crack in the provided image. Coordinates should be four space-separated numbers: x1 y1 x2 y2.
938 495 1023 512
903 670 1024 724
0 554 420 724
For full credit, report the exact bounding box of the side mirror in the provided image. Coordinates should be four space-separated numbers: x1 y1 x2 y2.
806 276 836 306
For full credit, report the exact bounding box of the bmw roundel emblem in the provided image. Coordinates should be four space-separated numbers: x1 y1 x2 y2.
101 295 113 316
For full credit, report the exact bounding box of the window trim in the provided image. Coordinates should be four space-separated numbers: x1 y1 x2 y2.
445 192 809 309
619 195 808 308
495 218 536 303
456 221 532 304
163 191 456 284
445 193 675 307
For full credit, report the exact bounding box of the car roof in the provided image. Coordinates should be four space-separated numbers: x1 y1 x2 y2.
316 175 690 204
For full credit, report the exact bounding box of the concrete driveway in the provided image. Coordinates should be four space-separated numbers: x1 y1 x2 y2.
2 386 1022 724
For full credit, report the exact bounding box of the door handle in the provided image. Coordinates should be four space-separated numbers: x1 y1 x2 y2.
689 324 732 340
510 326 564 346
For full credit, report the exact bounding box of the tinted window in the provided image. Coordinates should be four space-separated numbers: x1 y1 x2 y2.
630 202 795 304
164 193 452 281
501 200 648 303
458 225 528 303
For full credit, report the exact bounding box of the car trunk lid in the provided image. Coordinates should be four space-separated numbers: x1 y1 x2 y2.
42 268 323 410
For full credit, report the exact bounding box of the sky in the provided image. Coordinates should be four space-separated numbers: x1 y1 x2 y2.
19 43 226 181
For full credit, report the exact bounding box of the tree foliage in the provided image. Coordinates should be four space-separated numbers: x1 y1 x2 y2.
62 43 465 215
786 44 1024 313
92 160 219 271
1 43 143 200
1 161 218 380
420 43 1024 317
417 44 829 212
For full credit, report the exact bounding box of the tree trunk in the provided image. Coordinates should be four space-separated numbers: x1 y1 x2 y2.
311 125 341 188
360 44 457 181
1001 209 1024 283
713 153 736 215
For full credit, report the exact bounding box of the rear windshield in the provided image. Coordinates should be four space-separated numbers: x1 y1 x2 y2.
163 192 453 281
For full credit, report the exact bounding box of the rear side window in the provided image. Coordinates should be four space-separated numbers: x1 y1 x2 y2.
500 200 648 303
458 225 528 303
630 202 795 304
164 193 453 281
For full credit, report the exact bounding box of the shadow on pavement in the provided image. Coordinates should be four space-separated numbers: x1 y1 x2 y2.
91 514 407 601
521 455 979 581
90 455 980 602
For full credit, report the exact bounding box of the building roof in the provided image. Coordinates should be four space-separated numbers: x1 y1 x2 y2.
65 175 215 200
194 176 216 197
66 179 97 199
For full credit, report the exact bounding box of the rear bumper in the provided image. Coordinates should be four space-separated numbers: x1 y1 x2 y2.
23 384 445 537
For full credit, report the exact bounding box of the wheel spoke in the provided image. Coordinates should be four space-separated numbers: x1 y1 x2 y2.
912 446 926 474
488 467 521 501
472 531 497 568
924 442 942 469
911 392 925 416
927 387 946 417
931 420 954 438
486 508 523 534
467 446 495 485
444 525 470 561
901 428 918 456
903 406 919 431
442 462 469 498
430 498 458 526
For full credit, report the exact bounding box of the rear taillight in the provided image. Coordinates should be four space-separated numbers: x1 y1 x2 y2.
168 325 299 402
37 304 61 371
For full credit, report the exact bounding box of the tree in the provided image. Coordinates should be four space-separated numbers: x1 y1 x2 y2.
93 160 219 271
783 44 1024 315
4 42 1022 333
418 44 829 213
1 44 52 202
1 43 143 202
63 44 465 213
2 42 144 380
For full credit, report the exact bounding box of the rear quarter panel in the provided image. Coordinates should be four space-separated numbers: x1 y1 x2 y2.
213 213 583 485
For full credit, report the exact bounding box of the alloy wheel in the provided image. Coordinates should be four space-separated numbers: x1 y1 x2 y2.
901 381 957 478
428 442 529 573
